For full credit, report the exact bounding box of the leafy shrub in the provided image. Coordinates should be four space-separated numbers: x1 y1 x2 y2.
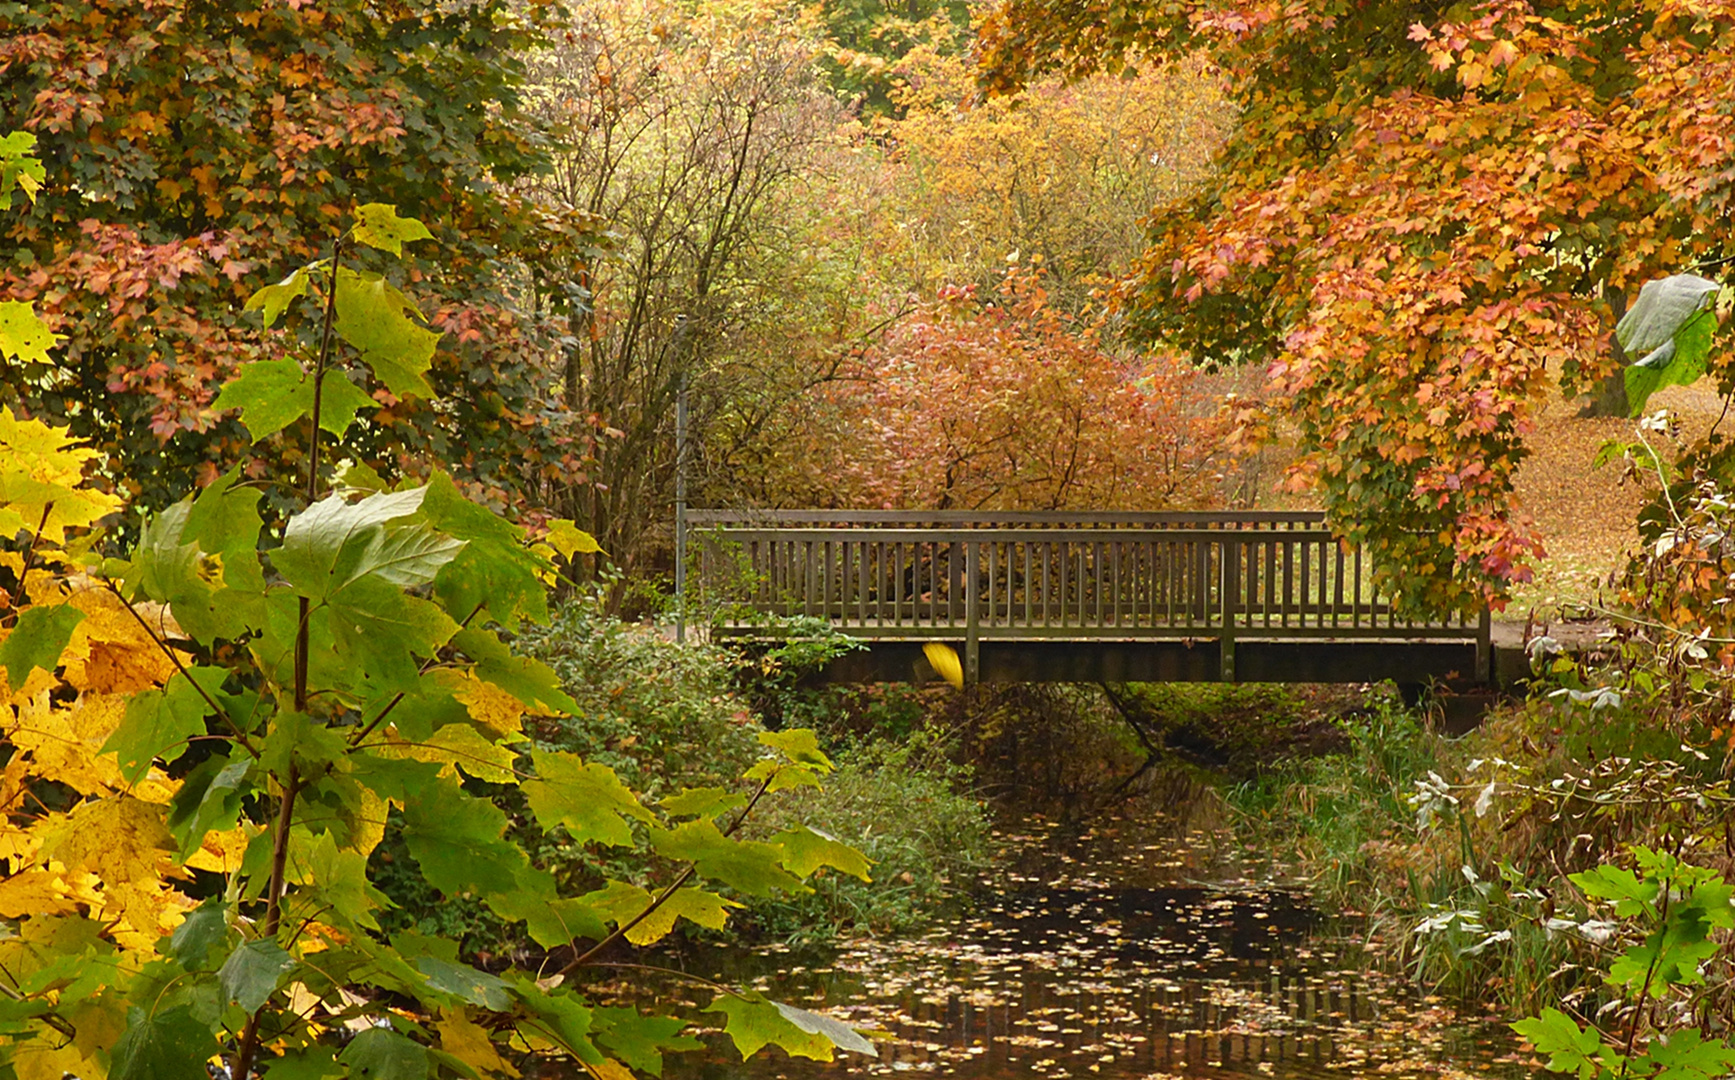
744 732 993 942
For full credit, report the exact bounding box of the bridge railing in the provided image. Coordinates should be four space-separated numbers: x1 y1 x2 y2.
691 512 1489 677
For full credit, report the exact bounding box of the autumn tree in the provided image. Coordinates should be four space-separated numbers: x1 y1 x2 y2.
878 31 1229 311
523 0 871 568
782 269 1220 511
0 0 597 517
975 0 1735 614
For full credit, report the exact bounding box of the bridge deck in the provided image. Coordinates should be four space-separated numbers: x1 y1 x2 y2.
688 511 1491 685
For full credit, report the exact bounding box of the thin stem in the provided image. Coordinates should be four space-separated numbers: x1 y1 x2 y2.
347 603 485 747
103 580 258 757
3 503 55 630
230 766 302 1080
557 774 774 977
307 238 345 507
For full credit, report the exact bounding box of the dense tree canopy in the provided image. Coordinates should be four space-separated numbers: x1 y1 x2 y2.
0 0 598 518
976 0 1735 613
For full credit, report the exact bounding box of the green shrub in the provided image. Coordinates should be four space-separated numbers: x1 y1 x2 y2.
743 730 993 942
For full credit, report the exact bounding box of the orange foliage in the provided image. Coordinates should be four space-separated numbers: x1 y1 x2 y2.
804 270 1220 511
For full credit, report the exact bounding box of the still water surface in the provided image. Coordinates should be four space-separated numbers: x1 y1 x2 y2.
589 788 1528 1080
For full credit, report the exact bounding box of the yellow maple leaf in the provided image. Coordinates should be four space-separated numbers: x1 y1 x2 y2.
6 692 130 795
452 672 526 739
35 794 177 883
60 584 179 694
381 723 518 784
185 823 265 874
0 407 125 545
439 1007 522 1078
8 1024 97 1080
0 871 81 919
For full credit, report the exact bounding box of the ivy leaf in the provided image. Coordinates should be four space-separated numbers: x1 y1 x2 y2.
339 1027 430 1080
214 358 379 442
218 939 296 1013
109 1005 218 1080
353 204 435 256
0 603 83 687
415 957 513 1011
649 820 807 897
771 826 873 882
1511 1009 1604 1080
592 1007 701 1076
334 268 441 399
243 267 311 329
0 300 59 365
524 750 655 847
702 992 835 1061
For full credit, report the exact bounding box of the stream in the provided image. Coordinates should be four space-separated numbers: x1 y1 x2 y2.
585 779 1531 1080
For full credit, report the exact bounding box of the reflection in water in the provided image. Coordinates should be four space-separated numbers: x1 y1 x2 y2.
578 784 1523 1080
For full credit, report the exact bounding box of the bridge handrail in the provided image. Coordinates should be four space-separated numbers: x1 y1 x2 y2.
687 509 1492 683
687 508 1325 529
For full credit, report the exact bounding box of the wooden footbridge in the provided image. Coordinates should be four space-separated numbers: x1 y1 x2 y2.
686 510 1493 687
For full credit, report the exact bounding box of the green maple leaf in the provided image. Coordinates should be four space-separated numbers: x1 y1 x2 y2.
353 203 435 256
592 1007 701 1076
0 300 58 365
261 1047 346 1080
243 266 311 328
399 778 531 899
103 667 224 783
507 979 602 1064
524 750 654 847
758 728 833 769
414 956 512 1011
1511 1009 1605 1080
334 267 441 398
0 603 83 687
702 993 837 1061
166 900 232 970
1640 1029 1735 1080
110 1005 218 1080
338 1028 429 1080
214 358 379 442
276 488 464 690
218 939 296 1013
0 130 45 208
453 627 578 715
167 752 251 857
660 786 749 820
422 471 550 629
649 819 807 897
772 825 873 882
288 832 391 932
1570 864 1657 918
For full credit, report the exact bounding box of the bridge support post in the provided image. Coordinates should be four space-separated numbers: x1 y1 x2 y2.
964 541 980 685
1220 537 1237 682
1476 608 1491 683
